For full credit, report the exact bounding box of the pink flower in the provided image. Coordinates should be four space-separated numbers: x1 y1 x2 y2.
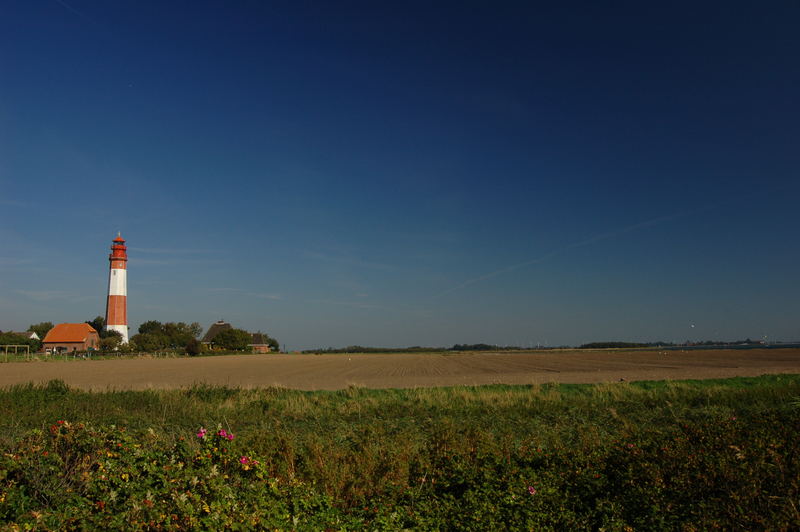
197 427 207 439
239 456 249 464
527 485 536 496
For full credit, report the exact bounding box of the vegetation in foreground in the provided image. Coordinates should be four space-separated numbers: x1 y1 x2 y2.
1 376 799 529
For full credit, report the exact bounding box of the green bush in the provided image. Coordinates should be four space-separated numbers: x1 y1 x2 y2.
185 338 202 357
1 411 798 529
212 329 251 351
1 377 799 529
0 422 354 530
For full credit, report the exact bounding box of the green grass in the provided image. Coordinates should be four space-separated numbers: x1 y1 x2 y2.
2 375 798 447
1 375 799 529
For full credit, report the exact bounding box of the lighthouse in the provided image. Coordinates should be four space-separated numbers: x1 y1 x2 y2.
105 233 129 343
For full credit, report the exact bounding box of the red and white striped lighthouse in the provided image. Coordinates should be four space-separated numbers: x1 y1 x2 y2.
105 233 129 343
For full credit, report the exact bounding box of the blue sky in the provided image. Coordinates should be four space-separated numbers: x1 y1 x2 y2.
1 1 798 349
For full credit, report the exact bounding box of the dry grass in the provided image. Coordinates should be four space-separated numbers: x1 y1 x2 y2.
0 348 798 391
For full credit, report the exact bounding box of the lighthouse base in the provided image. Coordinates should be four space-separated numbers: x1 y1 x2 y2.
105 324 129 343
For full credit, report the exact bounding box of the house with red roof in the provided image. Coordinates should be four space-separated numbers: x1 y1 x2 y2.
42 323 100 354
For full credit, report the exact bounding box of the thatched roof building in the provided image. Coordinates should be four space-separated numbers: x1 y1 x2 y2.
201 320 232 344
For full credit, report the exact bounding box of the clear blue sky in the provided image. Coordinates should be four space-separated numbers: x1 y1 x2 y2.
1 1 798 349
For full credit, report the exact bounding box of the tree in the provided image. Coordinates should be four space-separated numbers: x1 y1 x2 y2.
451 343 497 351
253 330 280 352
129 320 204 353
138 320 164 335
130 333 166 352
27 322 53 341
188 322 203 339
85 316 127 340
100 334 122 352
213 328 252 351
86 316 105 335
162 322 202 348
263 333 279 351
0 332 40 352
185 337 202 356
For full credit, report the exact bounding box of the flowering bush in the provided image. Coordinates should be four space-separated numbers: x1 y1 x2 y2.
0 405 798 529
0 421 353 529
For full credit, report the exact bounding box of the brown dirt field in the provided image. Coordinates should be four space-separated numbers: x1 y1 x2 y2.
1 348 799 391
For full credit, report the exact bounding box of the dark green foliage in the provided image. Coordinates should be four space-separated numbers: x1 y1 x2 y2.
99 331 122 352
451 343 498 351
305 345 445 354
137 320 163 335
212 328 252 351
256 331 279 351
129 332 164 352
580 341 649 349
0 332 40 352
129 321 203 352
0 376 799 528
185 338 201 356
27 322 53 341
85 316 105 337
85 316 124 340
307 344 509 353
0 422 354 529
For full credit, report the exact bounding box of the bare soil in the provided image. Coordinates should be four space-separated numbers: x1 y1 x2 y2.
1 348 798 391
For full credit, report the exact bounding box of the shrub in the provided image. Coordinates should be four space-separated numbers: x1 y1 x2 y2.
0 422 354 529
212 329 251 351
185 338 202 357
1 377 800 529
1 412 798 529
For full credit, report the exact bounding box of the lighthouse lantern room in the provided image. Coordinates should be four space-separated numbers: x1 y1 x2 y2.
105 233 129 343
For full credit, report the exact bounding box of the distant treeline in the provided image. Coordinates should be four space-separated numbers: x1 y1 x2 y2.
451 343 506 351
580 342 659 349
581 339 779 349
303 344 528 354
303 346 446 354
303 338 790 354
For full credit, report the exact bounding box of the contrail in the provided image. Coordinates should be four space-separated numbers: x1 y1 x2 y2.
53 0 104 28
54 0 87 18
431 207 709 300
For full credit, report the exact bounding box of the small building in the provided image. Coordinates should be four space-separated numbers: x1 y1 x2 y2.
42 323 100 354
201 320 232 347
249 333 272 353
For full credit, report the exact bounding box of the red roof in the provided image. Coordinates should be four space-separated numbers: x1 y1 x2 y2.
43 323 98 343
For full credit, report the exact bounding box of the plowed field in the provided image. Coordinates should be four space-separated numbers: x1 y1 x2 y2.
1 348 798 390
